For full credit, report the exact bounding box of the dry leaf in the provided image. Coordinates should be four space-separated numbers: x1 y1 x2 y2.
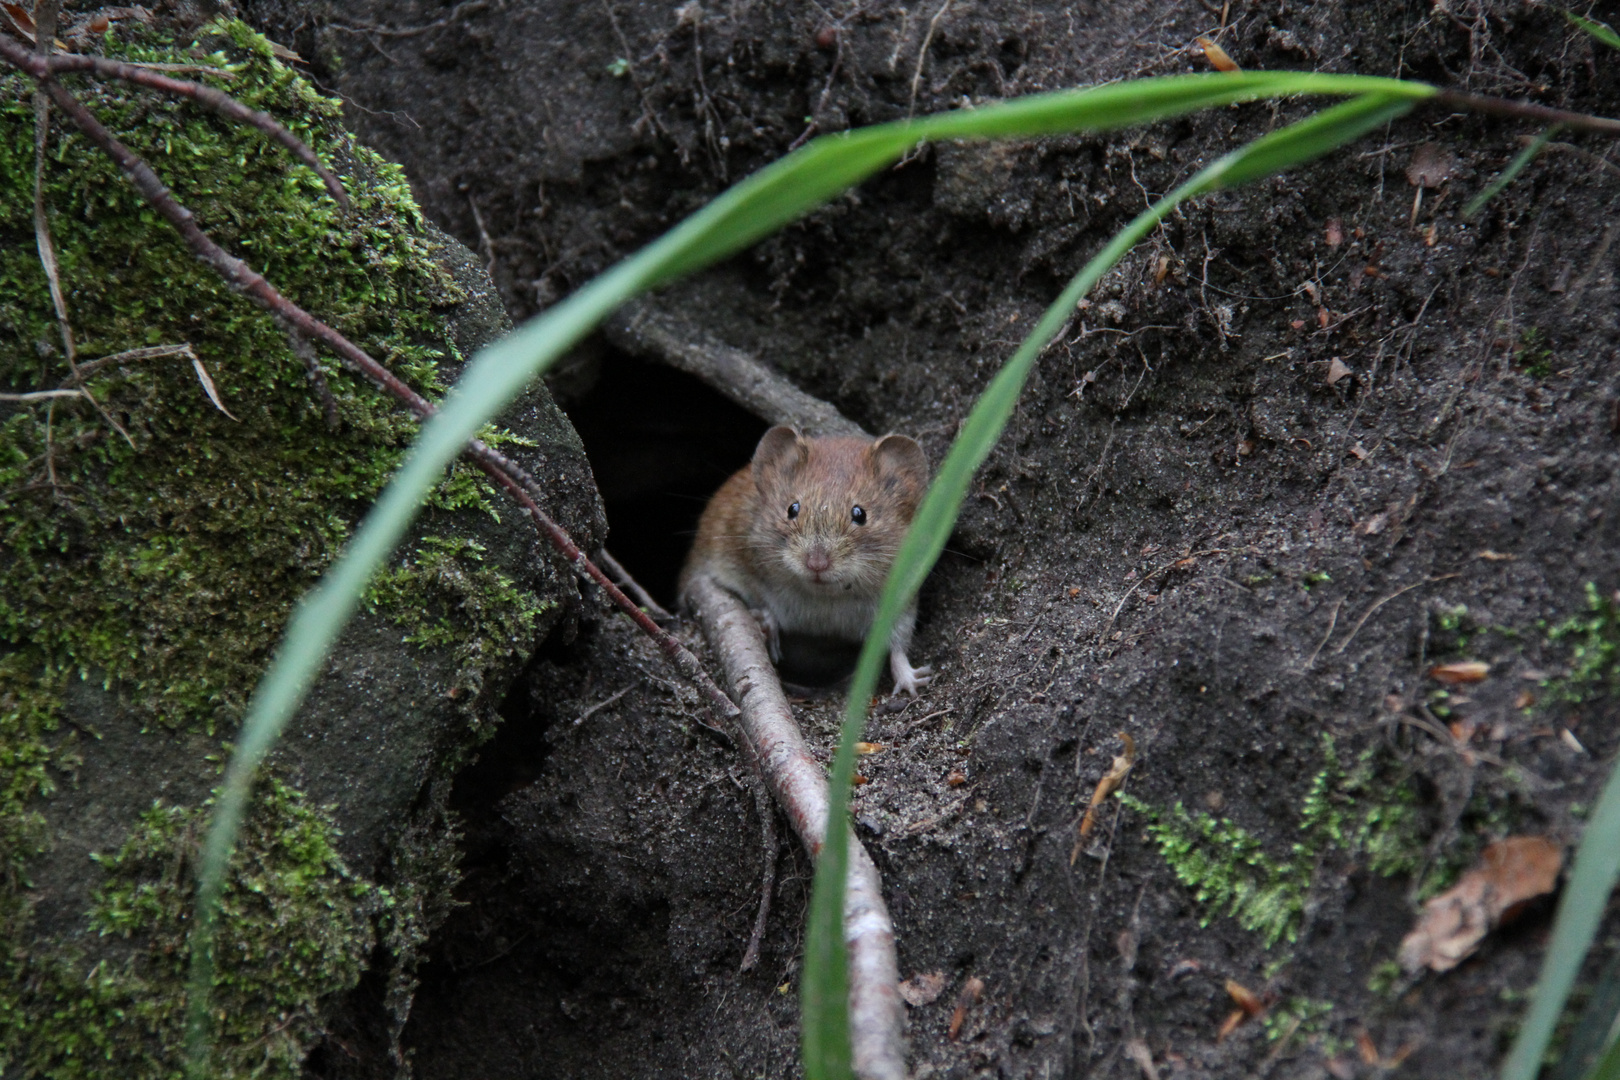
1226 979 1266 1017
1325 218 1344 247
1349 443 1369 460
1326 358 1352 386
855 741 886 755
897 970 947 1007
192 357 240 421
1 2 36 39
1398 836 1563 972
1562 729 1587 755
1357 1030 1381 1064
1478 549 1515 561
1217 1009 1247 1042
947 976 984 1041
1514 689 1535 709
946 769 967 787
1428 660 1489 685
1197 35 1241 71
1075 733 1136 853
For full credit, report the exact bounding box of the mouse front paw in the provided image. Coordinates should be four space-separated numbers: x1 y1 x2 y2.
752 608 782 662
889 654 933 697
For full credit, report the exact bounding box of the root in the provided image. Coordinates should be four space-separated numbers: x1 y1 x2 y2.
684 574 906 1080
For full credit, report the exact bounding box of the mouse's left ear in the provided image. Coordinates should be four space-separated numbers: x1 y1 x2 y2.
870 433 928 485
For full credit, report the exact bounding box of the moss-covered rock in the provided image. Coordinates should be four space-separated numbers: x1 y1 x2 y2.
0 16 602 1077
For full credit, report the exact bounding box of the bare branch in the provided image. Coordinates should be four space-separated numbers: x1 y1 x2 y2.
603 299 868 438
596 547 674 622
684 574 906 1080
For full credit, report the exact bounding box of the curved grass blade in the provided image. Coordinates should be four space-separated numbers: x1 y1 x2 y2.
1567 12 1620 52
1502 758 1620 1080
802 92 1416 1080
1464 125 1560 219
183 72 1434 1074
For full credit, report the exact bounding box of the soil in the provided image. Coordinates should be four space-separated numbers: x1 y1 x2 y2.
237 2 1620 1078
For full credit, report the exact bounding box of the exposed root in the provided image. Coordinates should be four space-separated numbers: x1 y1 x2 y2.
604 299 867 437
684 574 906 1080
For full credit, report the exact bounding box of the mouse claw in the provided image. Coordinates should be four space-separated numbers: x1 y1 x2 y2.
752 608 782 662
890 661 933 698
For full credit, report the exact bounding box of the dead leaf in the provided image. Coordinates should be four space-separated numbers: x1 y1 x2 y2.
1357 1029 1380 1064
191 358 240 421
1317 305 1331 328
1068 587 1081 597
1478 549 1515 561
947 976 984 1041
1406 143 1457 188
1217 1009 1246 1042
1075 733 1136 853
1398 835 1563 972
1226 979 1266 1017
1428 660 1489 685
1349 443 1369 460
855 742 886 755
1514 690 1535 709
1 2 36 39
1326 358 1352 386
1325 218 1343 247
897 970 947 1007
946 769 967 787
1562 729 1587 755
1197 35 1240 71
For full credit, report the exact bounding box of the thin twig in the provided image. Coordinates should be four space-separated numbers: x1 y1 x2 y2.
0 38 741 739
0 389 85 402
18 48 348 208
1333 574 1458 655
596 547 674 621
1302 597 1344 670
908 0 953 119
1097 549 1225 642
1430 90 1620 136
573 685 632 726
63 343 195 382
739 781 779 974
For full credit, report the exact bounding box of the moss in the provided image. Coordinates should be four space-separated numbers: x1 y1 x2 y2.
365 536 555 740
1123 736 1425 949
1544 583 1620 705
0 17 539 1076
8 780 374 1078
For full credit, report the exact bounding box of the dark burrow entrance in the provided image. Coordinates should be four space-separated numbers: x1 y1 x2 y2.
555 346 770 609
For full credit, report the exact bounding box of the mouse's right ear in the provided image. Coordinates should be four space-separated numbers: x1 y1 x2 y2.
752 426 806 489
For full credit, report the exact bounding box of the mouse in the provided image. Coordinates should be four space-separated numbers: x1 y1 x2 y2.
679 425 934 696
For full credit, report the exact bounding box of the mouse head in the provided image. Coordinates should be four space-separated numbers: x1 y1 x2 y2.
750 426 928 591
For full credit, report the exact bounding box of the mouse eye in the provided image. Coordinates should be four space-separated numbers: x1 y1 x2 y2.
787 501 800 520
851 505 867 525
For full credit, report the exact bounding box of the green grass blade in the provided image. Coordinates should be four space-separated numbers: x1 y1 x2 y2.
1503 758 1620 1080
1464 125 1560 219
1567 12 1620 52
1584 1034 1620 1080
801 91 1415 1080
185 72 1435 1074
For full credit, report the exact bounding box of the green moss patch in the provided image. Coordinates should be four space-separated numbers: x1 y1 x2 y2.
0 17 535 1076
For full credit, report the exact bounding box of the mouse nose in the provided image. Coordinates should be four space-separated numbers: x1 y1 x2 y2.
805 546 832 574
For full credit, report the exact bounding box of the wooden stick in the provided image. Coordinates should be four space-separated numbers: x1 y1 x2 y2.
685 574 906 1080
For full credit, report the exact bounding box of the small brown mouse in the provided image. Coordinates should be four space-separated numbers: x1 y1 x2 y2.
679 425 933 695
